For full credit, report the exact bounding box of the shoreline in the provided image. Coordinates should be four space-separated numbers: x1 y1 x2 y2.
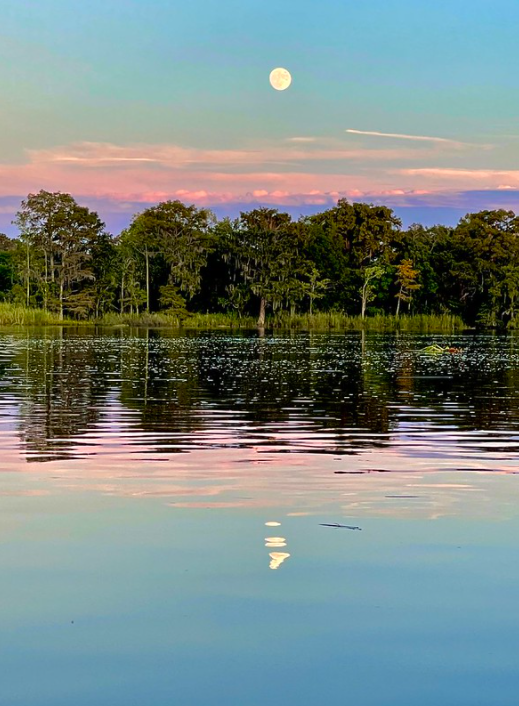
0 304 476 331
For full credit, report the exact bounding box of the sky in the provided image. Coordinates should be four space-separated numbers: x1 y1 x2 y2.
2 0 519 235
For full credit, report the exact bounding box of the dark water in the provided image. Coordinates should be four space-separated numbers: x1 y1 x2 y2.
1 329 519 705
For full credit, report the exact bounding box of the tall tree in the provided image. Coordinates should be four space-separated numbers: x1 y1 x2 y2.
224 208 310 325
395 259 421 316
450 210 519 325
308 199 401 312
360 265 385 319
0 234 15 298
124 201 215 311
14 191 107 319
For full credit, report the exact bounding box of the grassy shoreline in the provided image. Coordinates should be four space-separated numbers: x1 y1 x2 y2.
104 311 464 332
0 303 467 331
0 302 83 326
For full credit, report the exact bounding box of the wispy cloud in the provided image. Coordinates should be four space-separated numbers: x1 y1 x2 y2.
0 140 444 203
286 137 317 143
28 141 416 170
403 167 519 179
400 168 519 188
0 138 518 233
346 128 467 146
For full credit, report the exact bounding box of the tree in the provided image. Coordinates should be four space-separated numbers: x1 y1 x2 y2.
0 233 15 251
449 210 519 325
304 266 330 315
308 199 401 313
493 263 519 324
124 201 215 312
14 191 108 319
7 192 519 328
395 260 421 316
360 265 385 319
0 234 15 298
120 218 161 312
224 208 310 325
158 284 189 318
90 232 119 317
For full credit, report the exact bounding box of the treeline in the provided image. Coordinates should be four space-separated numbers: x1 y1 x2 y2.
1 189 518 327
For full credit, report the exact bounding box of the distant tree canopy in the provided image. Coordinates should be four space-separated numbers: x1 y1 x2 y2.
4 189 519 326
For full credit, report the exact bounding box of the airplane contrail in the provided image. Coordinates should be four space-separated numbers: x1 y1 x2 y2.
346 128 461 144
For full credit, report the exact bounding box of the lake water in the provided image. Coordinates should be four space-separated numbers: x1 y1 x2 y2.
1 328 519 705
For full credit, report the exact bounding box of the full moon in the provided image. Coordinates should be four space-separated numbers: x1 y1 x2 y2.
269 67 292 91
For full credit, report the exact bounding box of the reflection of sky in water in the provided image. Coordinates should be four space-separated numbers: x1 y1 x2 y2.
0 330 518 519
1 331 519 704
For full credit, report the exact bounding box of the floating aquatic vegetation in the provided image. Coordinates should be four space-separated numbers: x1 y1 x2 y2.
418 345 463 355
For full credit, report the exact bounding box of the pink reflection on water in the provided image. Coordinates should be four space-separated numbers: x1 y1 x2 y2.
1 435 518 521
0 397 518 520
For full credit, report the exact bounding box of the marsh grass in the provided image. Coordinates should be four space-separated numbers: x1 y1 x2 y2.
98 310 466 331
99 311 258 328
271 312 466 331
0 303 467 331
0 303 78 326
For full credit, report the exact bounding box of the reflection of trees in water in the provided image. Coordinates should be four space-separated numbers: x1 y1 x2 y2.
196 332 314 422
118 328 203 436
311 334 392 439
7 329 519 462
13 329 115 460
196 332 395 452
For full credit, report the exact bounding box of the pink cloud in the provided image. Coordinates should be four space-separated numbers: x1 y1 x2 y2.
0 140 515 217
27 140 421 170
400 168 519 188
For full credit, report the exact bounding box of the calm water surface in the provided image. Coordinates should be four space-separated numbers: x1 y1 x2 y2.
1 329 519 705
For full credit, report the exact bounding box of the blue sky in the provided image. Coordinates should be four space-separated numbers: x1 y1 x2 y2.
1 0 519 233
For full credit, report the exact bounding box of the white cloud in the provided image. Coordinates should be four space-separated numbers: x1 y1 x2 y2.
346 128 467 147
402 167 519 181
286 137 317 143
24 140 426 171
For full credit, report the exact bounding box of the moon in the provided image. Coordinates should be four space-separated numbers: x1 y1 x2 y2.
269 67 292 91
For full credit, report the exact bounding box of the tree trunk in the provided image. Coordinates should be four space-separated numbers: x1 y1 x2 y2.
44 252 48 311
26 244 30 307
59 280 64 321
361 293 367 319
145 249 150 312
257 297 266 327
396 287 402 317
120 273 125 314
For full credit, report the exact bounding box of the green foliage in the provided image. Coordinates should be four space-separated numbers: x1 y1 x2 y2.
0 233 15 251
360 264 385 318
158 284 189 318
95 311 464 332
122 200 215 312
0 251 14 298
14 190 106 319
3 191 519 329
395 259 421 315
222 208 311 324
271 312 463 331
0 302 80 325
